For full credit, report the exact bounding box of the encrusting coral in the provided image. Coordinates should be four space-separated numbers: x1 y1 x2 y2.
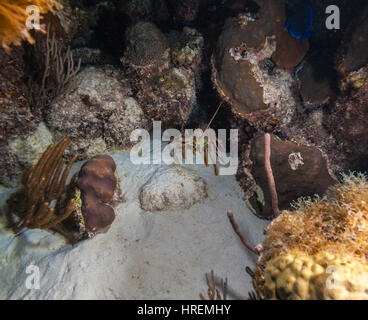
13 135 77 233
0 0 61 51
253 173 368 299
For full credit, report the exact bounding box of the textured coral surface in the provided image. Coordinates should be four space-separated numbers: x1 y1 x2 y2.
261 250 368 300
254 174 368 299
77 154 117 233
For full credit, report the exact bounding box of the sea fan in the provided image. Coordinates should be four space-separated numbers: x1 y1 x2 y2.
0 0 61 51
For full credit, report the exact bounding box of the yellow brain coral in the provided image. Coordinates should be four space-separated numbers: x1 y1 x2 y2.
254 173 368 299
0 0 61 50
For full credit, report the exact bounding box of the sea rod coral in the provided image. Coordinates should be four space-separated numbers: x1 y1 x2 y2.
0 0 61 50
8 135 77 236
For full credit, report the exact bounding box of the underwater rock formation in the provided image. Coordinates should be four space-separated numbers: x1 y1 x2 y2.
170 0 199 24
122 21 170 77
253 173 368 299
122 22 198 129
139 166 208 212
325 65 368 171
0 46 54 187
211 0 305 130
337 5 368 76
73 154 121 235
45 65 148 158
296 54 334 106
119 0 169 25
248 134 336 219
168 27 204 70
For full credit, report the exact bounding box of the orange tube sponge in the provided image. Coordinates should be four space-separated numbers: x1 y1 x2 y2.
0 0 61 51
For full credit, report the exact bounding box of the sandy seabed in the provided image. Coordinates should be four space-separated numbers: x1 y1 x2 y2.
0 143 268 300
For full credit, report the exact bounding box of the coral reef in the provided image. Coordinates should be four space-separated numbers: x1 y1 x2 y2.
253 173 368 299
121 21 198 129
325 65 368 171
139 166 208 212
0 0 61 50
45 65 148 158
170 0 199 24
118 0 169 26
0 45 43 187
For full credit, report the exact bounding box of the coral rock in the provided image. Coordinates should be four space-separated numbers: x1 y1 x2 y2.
212 0 304 130
337 6 368 75
325 65 368 171
0 47 55 187
139 166 208 211
122 22 197 129
46 65 148 158
296 54 333 105
121 21 170 75
249 134 335 219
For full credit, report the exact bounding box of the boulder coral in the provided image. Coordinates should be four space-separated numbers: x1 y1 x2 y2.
212 0 305 130
74 155 121 235
253 173 368 299
249 134 336 219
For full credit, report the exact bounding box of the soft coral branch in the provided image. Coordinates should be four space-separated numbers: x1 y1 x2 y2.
227 211 259 255
264 133 280 217
0 0 62 51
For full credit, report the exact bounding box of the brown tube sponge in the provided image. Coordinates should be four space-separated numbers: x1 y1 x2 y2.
77 155 117 233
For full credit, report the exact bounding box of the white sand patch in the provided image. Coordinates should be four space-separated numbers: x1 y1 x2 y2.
0 142 268 300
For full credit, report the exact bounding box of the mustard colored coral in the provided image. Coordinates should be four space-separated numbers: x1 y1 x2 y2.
259 250 368 300
0 0 61 50
254 173 368 299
